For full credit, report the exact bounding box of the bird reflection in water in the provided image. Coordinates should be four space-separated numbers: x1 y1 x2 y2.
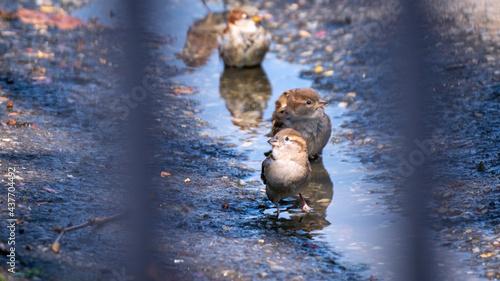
219 66 272 130
275 159 334 233
176 3 227 67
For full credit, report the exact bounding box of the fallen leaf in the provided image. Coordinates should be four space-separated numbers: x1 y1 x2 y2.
184 178 191 183
42 187 61 194
40 6 56 13
18 8 51 25
480 252 494 258
173 88 195 95
17 8 83 30
6 101 13 108
6 119 16 125
52 12 83 30
323 70 334 76
0 97 9 103
51 242 60 253
161 171 171 177
37 50 55 58
8 112 18 116
99 58 106 64
222 201 229 209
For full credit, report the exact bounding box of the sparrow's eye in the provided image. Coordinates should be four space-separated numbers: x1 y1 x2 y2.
284 136 289 141
306 100 312 105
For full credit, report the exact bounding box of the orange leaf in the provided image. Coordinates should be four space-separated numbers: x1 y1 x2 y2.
51 242 60 253
173 88 195 95
18 8 51 25
40 6 56 13
52 12 83 30
37 50 54 58
17 8 83 30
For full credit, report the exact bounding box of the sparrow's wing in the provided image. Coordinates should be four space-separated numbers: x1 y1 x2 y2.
261 155 272 184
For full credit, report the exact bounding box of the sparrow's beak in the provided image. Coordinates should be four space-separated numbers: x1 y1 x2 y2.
268 137 279 146
253 15 263 22
316 100 328 108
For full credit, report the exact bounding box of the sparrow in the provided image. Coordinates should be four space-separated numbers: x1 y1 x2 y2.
269 88 331 159
219 66 271 129
218 6 271 68
261 128 312 217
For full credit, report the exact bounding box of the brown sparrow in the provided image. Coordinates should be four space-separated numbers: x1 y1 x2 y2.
261 128 312 217
270 88 331 159
218 6 271 68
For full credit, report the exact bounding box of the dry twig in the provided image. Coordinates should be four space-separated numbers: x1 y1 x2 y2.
51 194 155 253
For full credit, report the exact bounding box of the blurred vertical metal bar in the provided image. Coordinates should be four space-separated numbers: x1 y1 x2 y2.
121 0 153 280
393 0 436 280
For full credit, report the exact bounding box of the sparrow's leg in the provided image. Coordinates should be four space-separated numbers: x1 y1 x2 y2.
299 193 312 212
276 203 280 218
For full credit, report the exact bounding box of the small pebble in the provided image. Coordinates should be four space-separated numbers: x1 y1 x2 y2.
270 265 286 272
299 30 311 37
257 272 268 278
